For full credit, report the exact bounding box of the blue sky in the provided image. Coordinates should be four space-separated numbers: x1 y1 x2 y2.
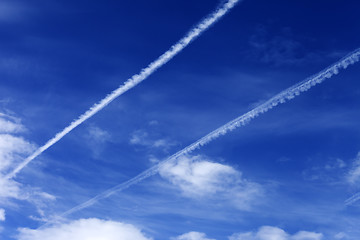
1 0 360 239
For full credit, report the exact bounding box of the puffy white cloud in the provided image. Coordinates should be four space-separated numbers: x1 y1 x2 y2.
229 226 323 240
172 232 215 240
347 152 360 184
17 218 152 240
0 208 5 221
159 155 262 210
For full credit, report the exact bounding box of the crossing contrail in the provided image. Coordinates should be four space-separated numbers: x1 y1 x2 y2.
345 192 360 206
56 48 360 219
6 0 242 179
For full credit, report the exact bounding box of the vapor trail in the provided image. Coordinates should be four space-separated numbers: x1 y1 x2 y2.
6 0 242 179
58 48 360 219
345 192 360 206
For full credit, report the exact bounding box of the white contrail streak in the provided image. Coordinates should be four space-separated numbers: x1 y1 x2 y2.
6 0 242 179
345 192 360 206
57 48 360 219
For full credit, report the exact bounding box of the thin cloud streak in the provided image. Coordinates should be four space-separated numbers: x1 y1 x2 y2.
6 0 242 179
345 192 360 206
55 48 360 220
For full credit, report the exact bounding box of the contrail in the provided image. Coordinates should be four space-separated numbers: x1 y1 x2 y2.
345 192 360 206
56 48 360 219
6 0 242 179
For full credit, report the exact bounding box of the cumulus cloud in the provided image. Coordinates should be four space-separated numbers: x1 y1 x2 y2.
0 208 5 221
159 155 262 210
17 218 152 240
347 152 360 184
172 231 215 240
229 226 323 240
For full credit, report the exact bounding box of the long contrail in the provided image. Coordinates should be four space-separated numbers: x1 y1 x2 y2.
56 48 360 219
345 192 360 206
6 0 242 179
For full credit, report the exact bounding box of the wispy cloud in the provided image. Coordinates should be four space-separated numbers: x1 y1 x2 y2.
346 152 360 184
344 152 360 206
52 48 360 219
248 26 348 66
0 208 5 221
249 26 306 66
0 1 27 22
0 112 35 202
229 226 323 240
172 232 215 240
18 218 152 240
7 0 243 179
130 129 177 153
84 125 111 157
159 155 262 210
0 112 56 218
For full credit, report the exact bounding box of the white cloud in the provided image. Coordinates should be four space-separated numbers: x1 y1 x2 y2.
334 232 347 239
172 232 215 240
84 125 111 157
0 114 24 133
17 218 152 240
0 112 56 218
0 113 34 172
347 152 360 184
0 208 5 221
0 176 22 200
229 226 323 240
0 113 34 202
130 129 177 152
0 134 35 172
291 231 323 240
87 125 111 143
159 155 262 210
324 159 346 170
